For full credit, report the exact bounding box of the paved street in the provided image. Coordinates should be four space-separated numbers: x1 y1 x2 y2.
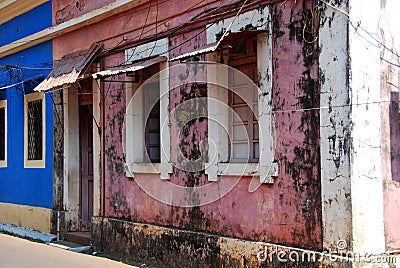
0 234 136 268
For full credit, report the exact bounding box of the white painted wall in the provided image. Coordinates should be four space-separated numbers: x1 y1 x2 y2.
257 32 275 184
320 0 391 254
206 6 269 44
348 0 385 254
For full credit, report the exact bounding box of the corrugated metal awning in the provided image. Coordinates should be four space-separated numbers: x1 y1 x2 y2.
92 56 167 79
34 43 102 92
169 43 219 62
169 30 263 62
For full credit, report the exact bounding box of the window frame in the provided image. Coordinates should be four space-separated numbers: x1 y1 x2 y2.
0 100 7 168
24 92 46 168
205 7 278 184
144 90 161 163
227 38 259 163
125 38 172 179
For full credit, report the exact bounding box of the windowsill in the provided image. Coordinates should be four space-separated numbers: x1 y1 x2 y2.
125 161 278 183
24 160 45 169
0 161 7 168
205 162 259 176
125 162 160 175
125 162 172 180
205 161 279 183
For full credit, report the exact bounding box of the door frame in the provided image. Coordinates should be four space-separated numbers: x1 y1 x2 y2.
63 79 101 231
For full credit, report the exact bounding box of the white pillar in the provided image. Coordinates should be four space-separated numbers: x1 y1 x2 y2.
63 85 80 230
319 0 353 250
92 77 101 217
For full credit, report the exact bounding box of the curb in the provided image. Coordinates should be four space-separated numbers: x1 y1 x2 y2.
0 224 56 244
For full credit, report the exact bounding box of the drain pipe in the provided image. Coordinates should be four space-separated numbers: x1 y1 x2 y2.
100 55 106 252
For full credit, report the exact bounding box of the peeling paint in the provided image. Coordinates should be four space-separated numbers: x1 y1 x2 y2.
52 0 335 264
272 0 322 248
51 89 65 237
44 0 400 265
102 0 321 248
319 0 353 251
55 1 87 24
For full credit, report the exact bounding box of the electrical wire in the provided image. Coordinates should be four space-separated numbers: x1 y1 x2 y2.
0 80 29 90
6 0 398 97
49 92 64 134
102 0 209 58
92 65 395 115
93 0 254 52
213 0 250 49
123 0 153 64
82 0 219 66
0 64 52 71
0 0 253 92
302 4 319 44
106 0 263 58
0 0 272 70
148 0 159 58
100 0 263 69
321 0 400 67
381 57 400 68
35 61 398 117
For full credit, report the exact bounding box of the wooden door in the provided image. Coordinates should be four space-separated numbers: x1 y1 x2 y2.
79 104 94 230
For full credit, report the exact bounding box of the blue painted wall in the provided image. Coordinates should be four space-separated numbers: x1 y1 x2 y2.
0 3 53 209
0 1 52 47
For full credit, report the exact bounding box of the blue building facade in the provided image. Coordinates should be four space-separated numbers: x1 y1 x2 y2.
0 1 54 232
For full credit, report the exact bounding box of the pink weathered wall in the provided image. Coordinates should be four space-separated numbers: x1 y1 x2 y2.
52 0 230 59
53 0 116 25
381 64 400 250
270 1 321 247
380 0 400 250
55 0 322 249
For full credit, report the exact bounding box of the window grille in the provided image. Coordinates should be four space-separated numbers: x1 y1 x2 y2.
27 99 43 160
0 107 5 161
145 100 161 163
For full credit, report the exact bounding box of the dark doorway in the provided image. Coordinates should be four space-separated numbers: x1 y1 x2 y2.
79 104 94 230
78 77 94 231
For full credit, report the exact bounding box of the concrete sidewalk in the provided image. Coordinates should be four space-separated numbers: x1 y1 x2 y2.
0 234 137 268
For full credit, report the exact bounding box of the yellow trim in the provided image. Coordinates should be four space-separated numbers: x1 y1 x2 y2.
0 0 49 25
0 202 51 233
24 92 46 169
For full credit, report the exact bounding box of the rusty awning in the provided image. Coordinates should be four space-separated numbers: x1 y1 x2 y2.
34 43 102 92
169 30 263 62
169 43 219 62
92 56 167 79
